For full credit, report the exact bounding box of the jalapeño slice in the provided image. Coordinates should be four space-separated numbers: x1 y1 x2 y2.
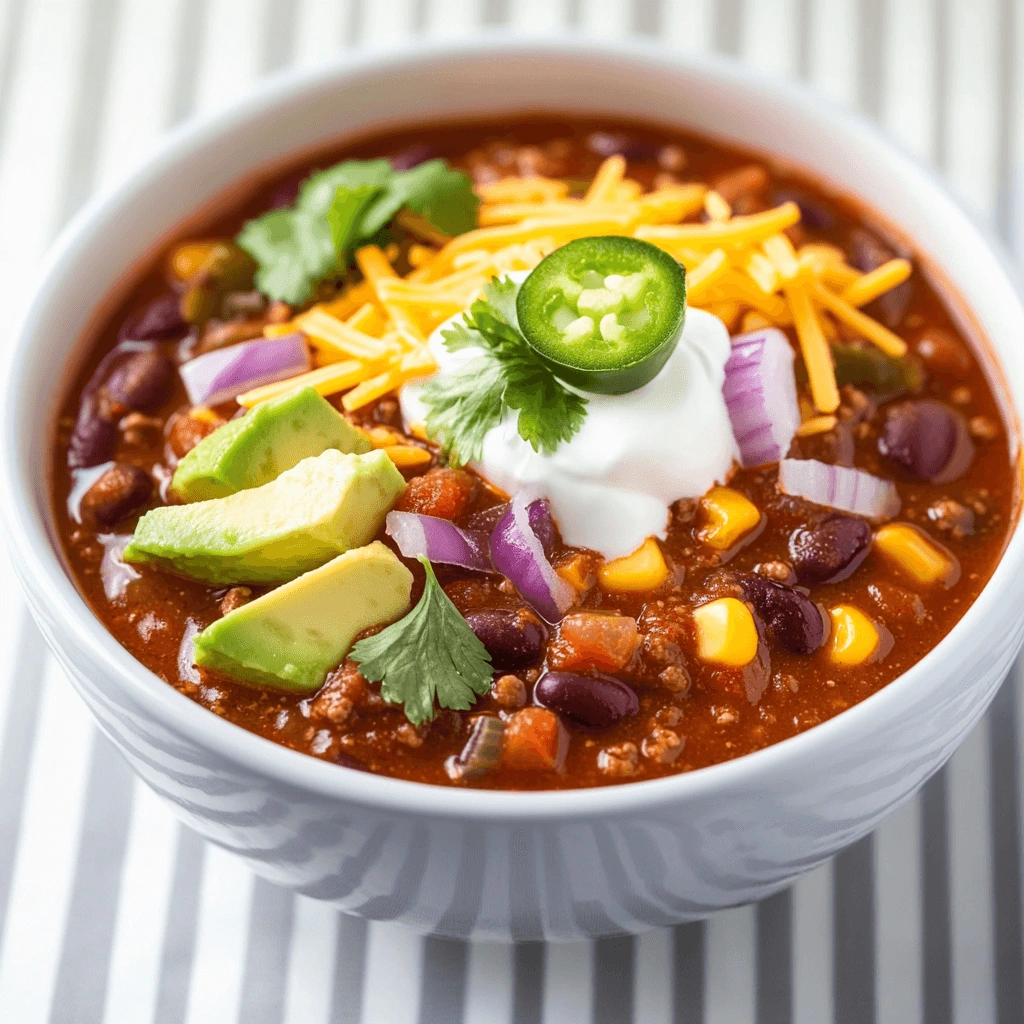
515 236 687 395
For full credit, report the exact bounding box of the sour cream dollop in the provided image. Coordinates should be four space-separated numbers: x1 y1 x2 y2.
401 280 738 560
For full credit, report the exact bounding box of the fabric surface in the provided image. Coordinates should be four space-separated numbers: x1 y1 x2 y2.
0 0 1022 1021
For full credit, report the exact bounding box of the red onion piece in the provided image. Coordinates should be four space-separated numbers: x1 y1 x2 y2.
445 715 505 780
385 511 493 573
723 328 801 467
179 333 309 406
489 490 574 624
779 458 901 521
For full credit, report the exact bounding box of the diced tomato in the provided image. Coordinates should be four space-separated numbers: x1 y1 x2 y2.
394 467 474 520
548 612 640 673
502 708 566 772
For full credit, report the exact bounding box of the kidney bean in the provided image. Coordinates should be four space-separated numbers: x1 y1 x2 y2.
79 463 153 526
534 671 639 728
167 409 222 458
67 393 119 469
848 228 911 328
586 131 659 161
119 293 186 342
789 512 873 585
772 188 835 231
464 609 545 670
739 574 826 655
334 751 369 772
105 350 175 411
390 143 435 170
878 400 974 483
267 173 303 209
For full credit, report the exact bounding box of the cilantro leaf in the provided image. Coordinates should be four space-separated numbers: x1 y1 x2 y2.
419 276 589 466
238 157 479 304
349 556 492 725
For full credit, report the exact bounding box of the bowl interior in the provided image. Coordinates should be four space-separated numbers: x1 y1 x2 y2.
6 38 1024 813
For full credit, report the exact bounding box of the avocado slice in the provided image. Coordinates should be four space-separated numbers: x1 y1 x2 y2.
172 385 371 502
123 448 406 584
193 541 413 691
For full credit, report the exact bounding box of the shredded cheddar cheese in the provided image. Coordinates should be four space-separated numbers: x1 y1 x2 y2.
242 156 914 418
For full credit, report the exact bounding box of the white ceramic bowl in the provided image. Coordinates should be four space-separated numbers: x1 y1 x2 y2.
4 37 1024 942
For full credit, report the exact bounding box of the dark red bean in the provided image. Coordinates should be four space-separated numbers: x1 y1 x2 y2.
119 293 186 342
739 574 826 655
848 228 911 328
586 132 659 161
67 393 119 469
267 173 304 210
464 609 545 670
105 350 175 412
390 143 435 170
772 188 835 231
334 751 369 771
534 671 638 728
878 400 974 483
789 512 873 585
79 463 153 526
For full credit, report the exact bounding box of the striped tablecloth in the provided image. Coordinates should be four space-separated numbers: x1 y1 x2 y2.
0 1 1022 1022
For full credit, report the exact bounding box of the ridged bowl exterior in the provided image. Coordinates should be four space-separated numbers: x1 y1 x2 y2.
4 38 1024 940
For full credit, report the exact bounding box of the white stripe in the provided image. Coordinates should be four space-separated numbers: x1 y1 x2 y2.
0 660 96 1024
806 0 859 108
661 0 716 52
361 921 424 1024
363 0 418 45
948 720 997 1024
463 940 514 1024
281 897 340 1024
541 941 593 1024
509 0 568 32
880 0 936 161
705 904 756 1024
183 845 256 1024
740 0 799 77
579 0 631 37
423 0 485 38
1009 0 1024 257
874 797 923 1024
94 0 184 192
792 861 834 1024
101 782 181 1024
943 0 1000 221
632 926 672 1024
193 0 264 115
293 0 352 67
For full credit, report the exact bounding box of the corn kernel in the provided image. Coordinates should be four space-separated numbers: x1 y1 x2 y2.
168 241 220 283
698 486 761 550
556 554 596 593
597 537 669 592
693 597 759 667
382 445 432 468
874 523 956 585
828 605 880 666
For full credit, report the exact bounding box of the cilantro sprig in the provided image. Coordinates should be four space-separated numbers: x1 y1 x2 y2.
420 277 589 467
238 158 479 305
349 556 492 726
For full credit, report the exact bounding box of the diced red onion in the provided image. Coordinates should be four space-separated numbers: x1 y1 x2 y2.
779 458 901 520
386 511 493 573
489 490 574 624
445 715 505 780
179 333 309 406
723 328 801 467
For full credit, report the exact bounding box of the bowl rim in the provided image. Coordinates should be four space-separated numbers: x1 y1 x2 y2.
4 33 1024 820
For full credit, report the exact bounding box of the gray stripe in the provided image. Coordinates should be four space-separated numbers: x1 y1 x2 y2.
166 0 205 128
565 0 583 29
0 0 28 156
756 888 792 1024
920 769 953 1024
994 0 1017 245
53 0 119 226
480 0 509 26
833 835 876 1024
261 0 298 74
512 942 545 1024
989 677 1024 1024
417 938 468 1024
346 0 364 46
932 0 949 171
593 936 635 1024
672 921 704 1024
633 0 662 36
328 912 368 1024
236 878 295 1024
858 0 886 121
152 826 207 1024
795 0 812 81
0 618 48 963
47 738 135 1024
714 0 744 56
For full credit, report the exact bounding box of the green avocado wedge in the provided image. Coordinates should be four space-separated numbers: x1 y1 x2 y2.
193 541 413 692
123 448 406 584
172 385 371 502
